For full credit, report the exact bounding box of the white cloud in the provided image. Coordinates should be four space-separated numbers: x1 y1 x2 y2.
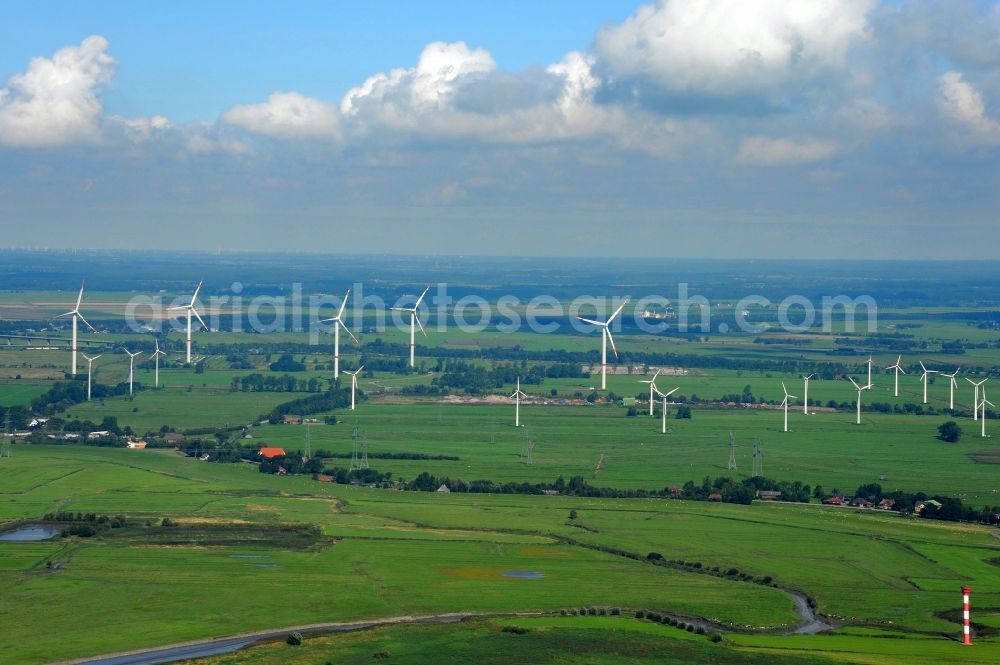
0 35 116 147
737 136 839 165
937 71 1000 144
222 91 340 139
110 114 172 141
341 41 495 120
595 0 873 103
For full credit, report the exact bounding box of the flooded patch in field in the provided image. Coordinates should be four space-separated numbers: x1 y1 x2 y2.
518 546 570 558
229 554 272 559
243 562 280 568
440 567 546 580
0 525 61 541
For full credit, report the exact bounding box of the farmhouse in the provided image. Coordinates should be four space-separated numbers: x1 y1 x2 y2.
851 497 874 509
757 490 782 501
282 415 303 425
437 484 451 493
87 430 110 440
162 432 185 444
823 496 846 505
258 447 286 459
126 441 147 449
877 499 895 511
708 492 723 502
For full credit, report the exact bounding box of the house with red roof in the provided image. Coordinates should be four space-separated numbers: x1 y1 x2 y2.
258 447 286 459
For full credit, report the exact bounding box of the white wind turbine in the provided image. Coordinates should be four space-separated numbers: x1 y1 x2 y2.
319 288 358 379
967 378 987 421
168 281 207 364
780 382 797 432
639 369 661 416
510 377 528 427
391 286 429 368
980 388 994 438
577 297 629 390
886 355 906 397
865 354 874 388
654 385 679 434
151 339 166 388
124 349 141 397
55 281 95 376
941 369 959 410
344 366 364 410
847 376 866 425
802 374 816 415
82 353 101 401
919 362 937 404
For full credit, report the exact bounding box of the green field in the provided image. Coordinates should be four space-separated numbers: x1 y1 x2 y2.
1 445 998 664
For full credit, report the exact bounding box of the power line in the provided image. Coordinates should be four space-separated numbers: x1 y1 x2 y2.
728 432 737 471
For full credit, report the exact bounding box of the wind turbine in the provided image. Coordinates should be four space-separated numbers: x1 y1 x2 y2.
967 378 987 421
55 281 95 376
151 339 166 388
510 377 528 427
802 374 815 415
847 377 866 425
639 369 661 416
919 362 937 404
320 288 358 379
577 297 629 390
865 354 874 388
124 349 141 397
82 353 101 401
391 286 429 368
168 281 207 364
980 391 994 438
885 355 906 397
941 369 959 410
967 378 986 421
345 366 364 410
654 385 679 434
780 382 797 432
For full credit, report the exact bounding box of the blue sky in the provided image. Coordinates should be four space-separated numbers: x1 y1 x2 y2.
1 1 999 259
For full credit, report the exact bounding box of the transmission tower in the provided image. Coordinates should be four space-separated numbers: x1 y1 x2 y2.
521 426 530 464
727 432 737 471
1 411 12 459
350 420 360 471
489 417 496 445
360 434 370 469
752 438 763 477
303 422 311 460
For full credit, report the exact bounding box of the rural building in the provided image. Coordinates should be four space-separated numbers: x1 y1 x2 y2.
258 447 286 459
316 474 333 483
126 441 147 449
757 490 782 501
162 432 185 444
87 430 110 440
823 496 846 505
851 498 874 509
436 484 451 493
282 415 303 425
877 499 895 510
708 492 723 502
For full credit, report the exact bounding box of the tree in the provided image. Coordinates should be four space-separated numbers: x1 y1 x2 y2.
937 421 962 443
675 406 692 419
568 509 578 520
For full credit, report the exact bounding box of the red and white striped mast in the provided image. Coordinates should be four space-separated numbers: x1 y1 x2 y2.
962 585 972 645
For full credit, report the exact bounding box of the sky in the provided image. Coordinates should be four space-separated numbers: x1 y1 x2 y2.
1 0 999 259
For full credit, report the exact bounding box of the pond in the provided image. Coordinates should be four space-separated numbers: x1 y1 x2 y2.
501 571 545 579
0 524 62 541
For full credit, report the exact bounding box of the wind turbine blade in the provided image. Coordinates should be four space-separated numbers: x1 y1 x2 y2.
192 308 209 331
337 288 351 319
661 387 679 398
356 365 364 373
319 316 339 323
55 311 75 319
781 382 788 395
919 361 927 373
76 313 96 332
414 286 430 308
414 313 426 336
576 317 604 327
848 377 861 390
390 307 410 312
605 328 618 358
75 281 85 311
607 298 629 324
341 322 359 344
190 281 203 306
652 369 661 380
167 305 189 312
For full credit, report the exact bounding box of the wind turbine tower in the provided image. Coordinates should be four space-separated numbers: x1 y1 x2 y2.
576 297 629 390
391 286 429 368
655 385 678 434
55 281 94 376
780 382 797 432
865 354 874 388
151 340 166 388
82 353 101 401
848 376 866 425
124 349 141 397
510 377 528 427
168 281 207 364
1 411 11 458
639 369 661 416
980 391 994 438
967 378 987 421
942 369 959 410
802 373 815 415
320 288 358 379
886 355 906 398
345 366 364 410
919 362 937 404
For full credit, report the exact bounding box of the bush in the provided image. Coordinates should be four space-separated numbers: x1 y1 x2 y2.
937 420 962 443
686 624 695 632
710 632 723 643
677 621 687 630
634 610 645 619
501 626 529 635
373 651 391 659
286 632 303 646
611 607 621 616
695 626 705 635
